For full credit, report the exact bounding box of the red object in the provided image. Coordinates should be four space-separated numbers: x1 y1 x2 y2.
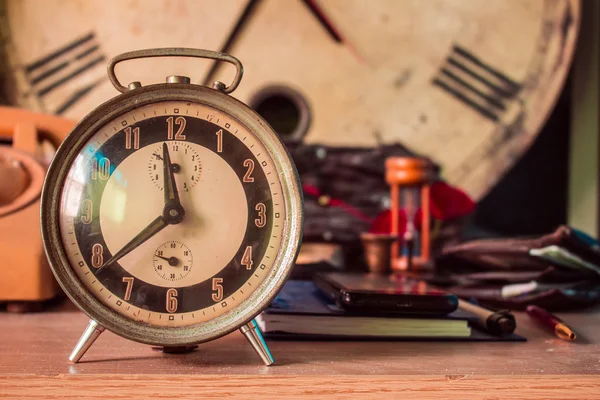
302 180 475 235
370 209 405 234
302 184 372 222
525 305 563 331
526 305 559 329
526 305 577 340
428 181 475 220
369 181 475 234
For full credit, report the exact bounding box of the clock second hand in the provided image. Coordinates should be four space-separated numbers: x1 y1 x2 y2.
154 253 179 266
97 143 185 273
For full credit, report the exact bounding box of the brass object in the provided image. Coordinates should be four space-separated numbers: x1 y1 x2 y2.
127 81 142 90
317 195 330 207
40 49 303 365
360 233 398 274
107 48 243 94
165 75 191 84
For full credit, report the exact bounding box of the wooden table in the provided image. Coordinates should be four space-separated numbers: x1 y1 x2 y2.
1 302 599 399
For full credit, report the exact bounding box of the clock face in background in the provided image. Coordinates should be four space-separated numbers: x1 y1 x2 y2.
0 0 579 201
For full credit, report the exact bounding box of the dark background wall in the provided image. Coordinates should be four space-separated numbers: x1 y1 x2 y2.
474 78 571 236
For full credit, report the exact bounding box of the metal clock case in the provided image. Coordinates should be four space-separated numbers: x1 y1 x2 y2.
40 49 303 366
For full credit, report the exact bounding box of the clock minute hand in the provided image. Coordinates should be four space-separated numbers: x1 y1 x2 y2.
96 215 168 273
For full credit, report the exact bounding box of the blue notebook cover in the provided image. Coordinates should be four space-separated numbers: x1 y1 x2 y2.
259 280 526 342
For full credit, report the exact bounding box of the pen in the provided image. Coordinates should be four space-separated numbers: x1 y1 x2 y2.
526 305 577 340
457 299 516 336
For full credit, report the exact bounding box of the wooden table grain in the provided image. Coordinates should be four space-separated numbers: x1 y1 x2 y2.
1 301 599 399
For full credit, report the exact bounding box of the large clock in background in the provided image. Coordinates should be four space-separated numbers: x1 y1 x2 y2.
0 0 579 201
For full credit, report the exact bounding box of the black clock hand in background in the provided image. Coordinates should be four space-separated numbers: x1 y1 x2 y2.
202 0 361 89
301 0 363 62
202 0 262 87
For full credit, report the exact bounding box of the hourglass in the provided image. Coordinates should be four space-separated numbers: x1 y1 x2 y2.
385 157 435 271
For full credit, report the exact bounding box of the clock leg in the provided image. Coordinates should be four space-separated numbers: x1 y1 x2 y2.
69 319 105 363
240 319 274 366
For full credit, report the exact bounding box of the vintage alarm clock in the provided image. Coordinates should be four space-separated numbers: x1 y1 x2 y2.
40 48 303 365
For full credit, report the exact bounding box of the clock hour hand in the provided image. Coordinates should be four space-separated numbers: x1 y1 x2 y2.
96 215 168 273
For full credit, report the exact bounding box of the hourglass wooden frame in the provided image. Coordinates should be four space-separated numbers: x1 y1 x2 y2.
385 157 435 271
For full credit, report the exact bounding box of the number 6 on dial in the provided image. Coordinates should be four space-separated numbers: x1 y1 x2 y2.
166 288 178 313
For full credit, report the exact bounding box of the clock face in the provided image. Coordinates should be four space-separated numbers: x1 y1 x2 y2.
0 0 579 200
58 99 285 327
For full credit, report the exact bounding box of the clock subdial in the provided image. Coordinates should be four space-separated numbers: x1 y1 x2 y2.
148 141 202 193
153 241 193 282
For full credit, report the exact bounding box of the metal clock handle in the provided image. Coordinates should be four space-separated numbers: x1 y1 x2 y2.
107 48 244 94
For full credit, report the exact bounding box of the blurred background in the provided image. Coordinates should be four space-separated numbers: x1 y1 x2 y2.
0 0 596 241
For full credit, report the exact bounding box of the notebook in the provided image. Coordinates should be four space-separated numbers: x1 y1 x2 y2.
257 280 526 342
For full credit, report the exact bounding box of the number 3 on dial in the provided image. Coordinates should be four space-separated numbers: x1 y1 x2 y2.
255 203 266 228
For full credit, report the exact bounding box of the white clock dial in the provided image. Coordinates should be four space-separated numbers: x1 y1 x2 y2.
58 100 286 326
